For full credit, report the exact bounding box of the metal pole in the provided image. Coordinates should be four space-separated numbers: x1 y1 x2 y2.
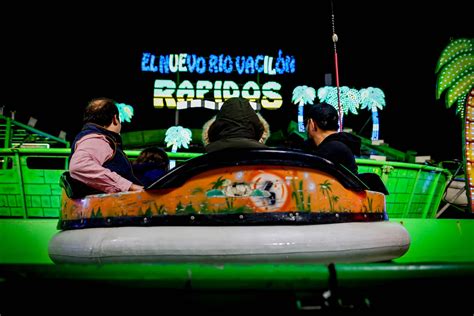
330 0 343 131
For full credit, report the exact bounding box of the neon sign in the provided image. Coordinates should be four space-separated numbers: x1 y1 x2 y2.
154 80 283 110
142 50 296 75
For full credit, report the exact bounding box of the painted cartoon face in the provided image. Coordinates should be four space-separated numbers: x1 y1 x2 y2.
250 172 288 211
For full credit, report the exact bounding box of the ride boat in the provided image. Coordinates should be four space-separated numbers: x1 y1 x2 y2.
49 148 410 263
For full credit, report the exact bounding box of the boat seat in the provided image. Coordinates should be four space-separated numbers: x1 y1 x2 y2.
358 173 389 195
59 171 102 199
149 148 369 192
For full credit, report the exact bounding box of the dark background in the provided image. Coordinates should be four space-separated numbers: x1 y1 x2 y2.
1 1 471 162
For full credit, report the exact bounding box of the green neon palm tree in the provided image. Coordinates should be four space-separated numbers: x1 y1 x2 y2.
318 86 360 129
339 87 360 116
435 38 474 211
318 86 341 126
318 86 338 107
360 87 386 141
165 126 192 168
115 103 134 123
292 86 316 132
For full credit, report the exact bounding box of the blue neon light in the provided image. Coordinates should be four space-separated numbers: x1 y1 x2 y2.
141 50 296 75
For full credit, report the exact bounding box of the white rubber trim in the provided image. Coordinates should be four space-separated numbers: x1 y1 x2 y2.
49 222 410 264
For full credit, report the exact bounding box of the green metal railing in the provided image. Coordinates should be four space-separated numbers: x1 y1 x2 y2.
0 148 450 219
0 115 70 149
357 159 451 218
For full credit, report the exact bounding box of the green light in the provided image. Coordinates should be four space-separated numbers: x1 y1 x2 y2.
437 55 474 99
446 73 474 107
435 38 474 109
340 87 360 115
435 38 474 212
435 38 473 73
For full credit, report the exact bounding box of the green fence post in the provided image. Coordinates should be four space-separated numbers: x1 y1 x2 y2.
421 172 442 218
12 150 27 218
4 117 12 152
402 169 422 218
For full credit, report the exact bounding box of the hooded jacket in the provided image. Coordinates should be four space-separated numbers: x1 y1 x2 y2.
307 132 361 174
203 98 270 153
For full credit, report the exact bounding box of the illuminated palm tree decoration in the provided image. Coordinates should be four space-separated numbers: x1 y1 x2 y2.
115 103 134 123
435 38 474 211
318 86 338 107
340 87 360 115
165 126 192 168
360 87 386 141
292 86 316 132
318 86 360 129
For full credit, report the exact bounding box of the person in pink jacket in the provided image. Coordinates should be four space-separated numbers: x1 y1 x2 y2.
69 97 143 194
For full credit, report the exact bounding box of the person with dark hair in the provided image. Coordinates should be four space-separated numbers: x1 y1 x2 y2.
132 147 169 187
304 102 361 174
69 97 143 194
202 97 270 153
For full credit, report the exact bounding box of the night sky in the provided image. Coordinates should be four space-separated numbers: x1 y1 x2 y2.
1 1 471 162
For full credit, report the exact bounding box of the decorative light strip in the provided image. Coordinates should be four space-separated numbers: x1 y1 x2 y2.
466 90 474 209
141 50 296 75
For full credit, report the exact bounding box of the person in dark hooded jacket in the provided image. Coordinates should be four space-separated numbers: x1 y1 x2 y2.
203 97 270 153
303 102 361 174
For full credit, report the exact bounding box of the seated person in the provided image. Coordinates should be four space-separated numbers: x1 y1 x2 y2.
132 147 170 187
302 103 388 194
303 102 361 174
69 97 144 194
202 97 270 153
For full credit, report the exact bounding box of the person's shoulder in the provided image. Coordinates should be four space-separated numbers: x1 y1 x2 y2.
318 138 351 155
75 133 111 148
78 133 108 142
325 133 361 155
329 140 353 152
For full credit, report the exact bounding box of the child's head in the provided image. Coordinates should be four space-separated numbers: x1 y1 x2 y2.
134 147 169 171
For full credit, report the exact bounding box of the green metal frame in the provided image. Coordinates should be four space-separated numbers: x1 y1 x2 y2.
0 114 70 148
0 149 450 219
1 218 473 265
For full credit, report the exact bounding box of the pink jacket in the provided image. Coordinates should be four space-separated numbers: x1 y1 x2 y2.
69 134 132 193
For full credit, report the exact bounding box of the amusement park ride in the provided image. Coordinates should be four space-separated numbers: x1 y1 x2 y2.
0 39 473 313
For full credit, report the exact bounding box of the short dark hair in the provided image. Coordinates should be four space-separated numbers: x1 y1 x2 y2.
133 147 170 171
83 97 118 126
304 102 339 131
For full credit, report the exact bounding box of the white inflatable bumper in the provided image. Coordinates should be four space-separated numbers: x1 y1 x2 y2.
49 222 410 264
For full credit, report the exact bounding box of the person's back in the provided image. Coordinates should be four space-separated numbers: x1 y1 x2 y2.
311 132 361 174
304 102 361 174
203 97 270 153
132 147 169 187
69 97 143 194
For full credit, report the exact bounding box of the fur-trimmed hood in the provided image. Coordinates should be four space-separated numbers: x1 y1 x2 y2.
202 99 270 146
